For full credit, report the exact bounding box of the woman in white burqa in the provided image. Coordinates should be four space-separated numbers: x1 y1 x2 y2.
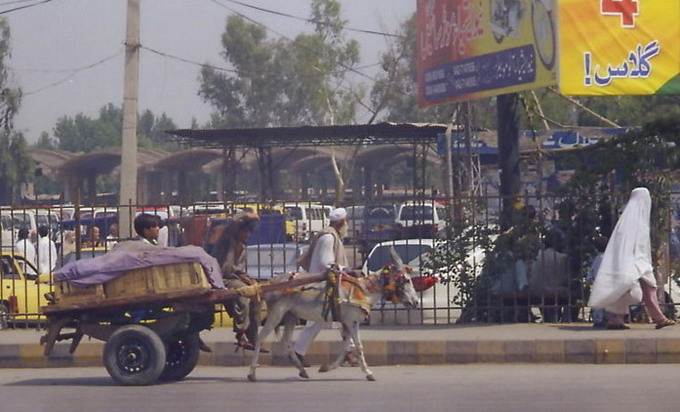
588 187 675 329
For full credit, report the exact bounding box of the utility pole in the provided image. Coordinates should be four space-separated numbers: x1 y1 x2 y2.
119 0 140 238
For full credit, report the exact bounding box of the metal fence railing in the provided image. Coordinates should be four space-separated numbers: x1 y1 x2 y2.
1 192 679 329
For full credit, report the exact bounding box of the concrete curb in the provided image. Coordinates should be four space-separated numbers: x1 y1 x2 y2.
3 328 680 368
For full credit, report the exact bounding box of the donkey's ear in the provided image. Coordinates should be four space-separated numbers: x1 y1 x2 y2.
389 246 404 268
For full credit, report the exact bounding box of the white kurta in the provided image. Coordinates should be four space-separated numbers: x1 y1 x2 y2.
14 239 36 269
294 232 351 356
36 236 57 273
588 188 654 315
306 233 335 274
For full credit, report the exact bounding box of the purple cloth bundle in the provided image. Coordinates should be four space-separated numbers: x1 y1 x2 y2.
54 242 225 289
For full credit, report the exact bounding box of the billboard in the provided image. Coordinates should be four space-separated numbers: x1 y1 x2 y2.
558 0 680 95
417 0 558 107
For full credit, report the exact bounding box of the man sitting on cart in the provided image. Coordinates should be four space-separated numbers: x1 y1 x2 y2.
209 212 262 350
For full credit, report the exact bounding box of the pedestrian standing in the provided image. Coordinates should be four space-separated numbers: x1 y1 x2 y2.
36 225 57 273
14 227 36 272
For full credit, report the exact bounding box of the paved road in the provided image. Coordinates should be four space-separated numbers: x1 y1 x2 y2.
1 364 677 412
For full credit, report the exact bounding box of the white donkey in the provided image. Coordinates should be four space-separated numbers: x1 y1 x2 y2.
247 247 419 382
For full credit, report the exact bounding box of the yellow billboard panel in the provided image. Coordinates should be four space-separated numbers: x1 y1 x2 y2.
417 0 558 107
559 0 680 95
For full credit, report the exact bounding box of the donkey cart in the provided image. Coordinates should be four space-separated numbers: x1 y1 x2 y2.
40 262 325 386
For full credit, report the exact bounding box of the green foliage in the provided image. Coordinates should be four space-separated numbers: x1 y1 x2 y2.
53 105 180 153
34 131 56 150
421 116 680 313
54 112 119 153
199 0 360 128
0 18 29 204
137 110 180 151
0 131 33 203
557 115 680 252
422 223 498 307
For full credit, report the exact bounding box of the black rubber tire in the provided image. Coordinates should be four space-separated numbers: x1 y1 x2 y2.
103 325 167 386
159 333 200 381
0 302 9 330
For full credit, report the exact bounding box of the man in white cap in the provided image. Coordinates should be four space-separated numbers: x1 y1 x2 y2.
294 207 357 366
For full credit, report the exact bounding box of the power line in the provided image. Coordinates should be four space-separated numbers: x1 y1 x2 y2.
23 48 123 96
0 0 54 15
141 44 241 75
222 0 405 39
0 0 41 6
141 43 381 77
14 49 124 74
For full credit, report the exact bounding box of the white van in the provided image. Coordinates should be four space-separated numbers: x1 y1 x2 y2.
0 208 37 250
395 201 447 239
282 202 331 242
1 214 15 249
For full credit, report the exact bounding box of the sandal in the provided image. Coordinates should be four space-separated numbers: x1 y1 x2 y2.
235 338 270 353
655 318 675 329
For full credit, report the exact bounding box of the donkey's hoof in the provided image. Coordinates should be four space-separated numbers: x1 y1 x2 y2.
247 374 257 382
366 374 376 381
318 364 330 373
299 370 310 379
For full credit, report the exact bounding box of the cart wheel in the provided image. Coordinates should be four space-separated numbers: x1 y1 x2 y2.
103 325 167 386
0 303 9 330
159 333 200 381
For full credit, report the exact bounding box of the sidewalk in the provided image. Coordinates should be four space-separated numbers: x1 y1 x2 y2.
2 322 680 368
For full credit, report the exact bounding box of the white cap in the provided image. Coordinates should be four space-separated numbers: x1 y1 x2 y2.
328 207 347 222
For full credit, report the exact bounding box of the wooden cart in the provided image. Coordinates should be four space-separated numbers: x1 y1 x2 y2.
40 262 324 386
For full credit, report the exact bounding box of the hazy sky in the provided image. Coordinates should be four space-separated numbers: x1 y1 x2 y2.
5 0 415 142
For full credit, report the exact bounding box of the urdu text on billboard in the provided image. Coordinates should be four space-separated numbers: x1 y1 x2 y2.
558 0 680 96
417 0 558 107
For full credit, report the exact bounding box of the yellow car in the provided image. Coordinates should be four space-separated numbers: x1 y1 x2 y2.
0 251 51 328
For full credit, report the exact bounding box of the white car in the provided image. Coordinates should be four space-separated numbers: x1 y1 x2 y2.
245 243 303 280
362 238 489 325
362 239 447 324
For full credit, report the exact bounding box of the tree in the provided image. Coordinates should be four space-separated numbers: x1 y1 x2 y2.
53 105 180 153
34 131 56 150
138 110 180 151
0 18 30 204
200 1 359 128
0 132 33 204
199 0 361 199
53 112 119 153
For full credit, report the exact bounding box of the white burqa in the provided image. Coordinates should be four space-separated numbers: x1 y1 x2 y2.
588 187 655 315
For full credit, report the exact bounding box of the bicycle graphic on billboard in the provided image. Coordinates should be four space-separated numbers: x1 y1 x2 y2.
489 0 556 70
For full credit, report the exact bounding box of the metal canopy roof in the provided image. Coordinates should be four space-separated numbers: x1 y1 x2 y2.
166 122 449 148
